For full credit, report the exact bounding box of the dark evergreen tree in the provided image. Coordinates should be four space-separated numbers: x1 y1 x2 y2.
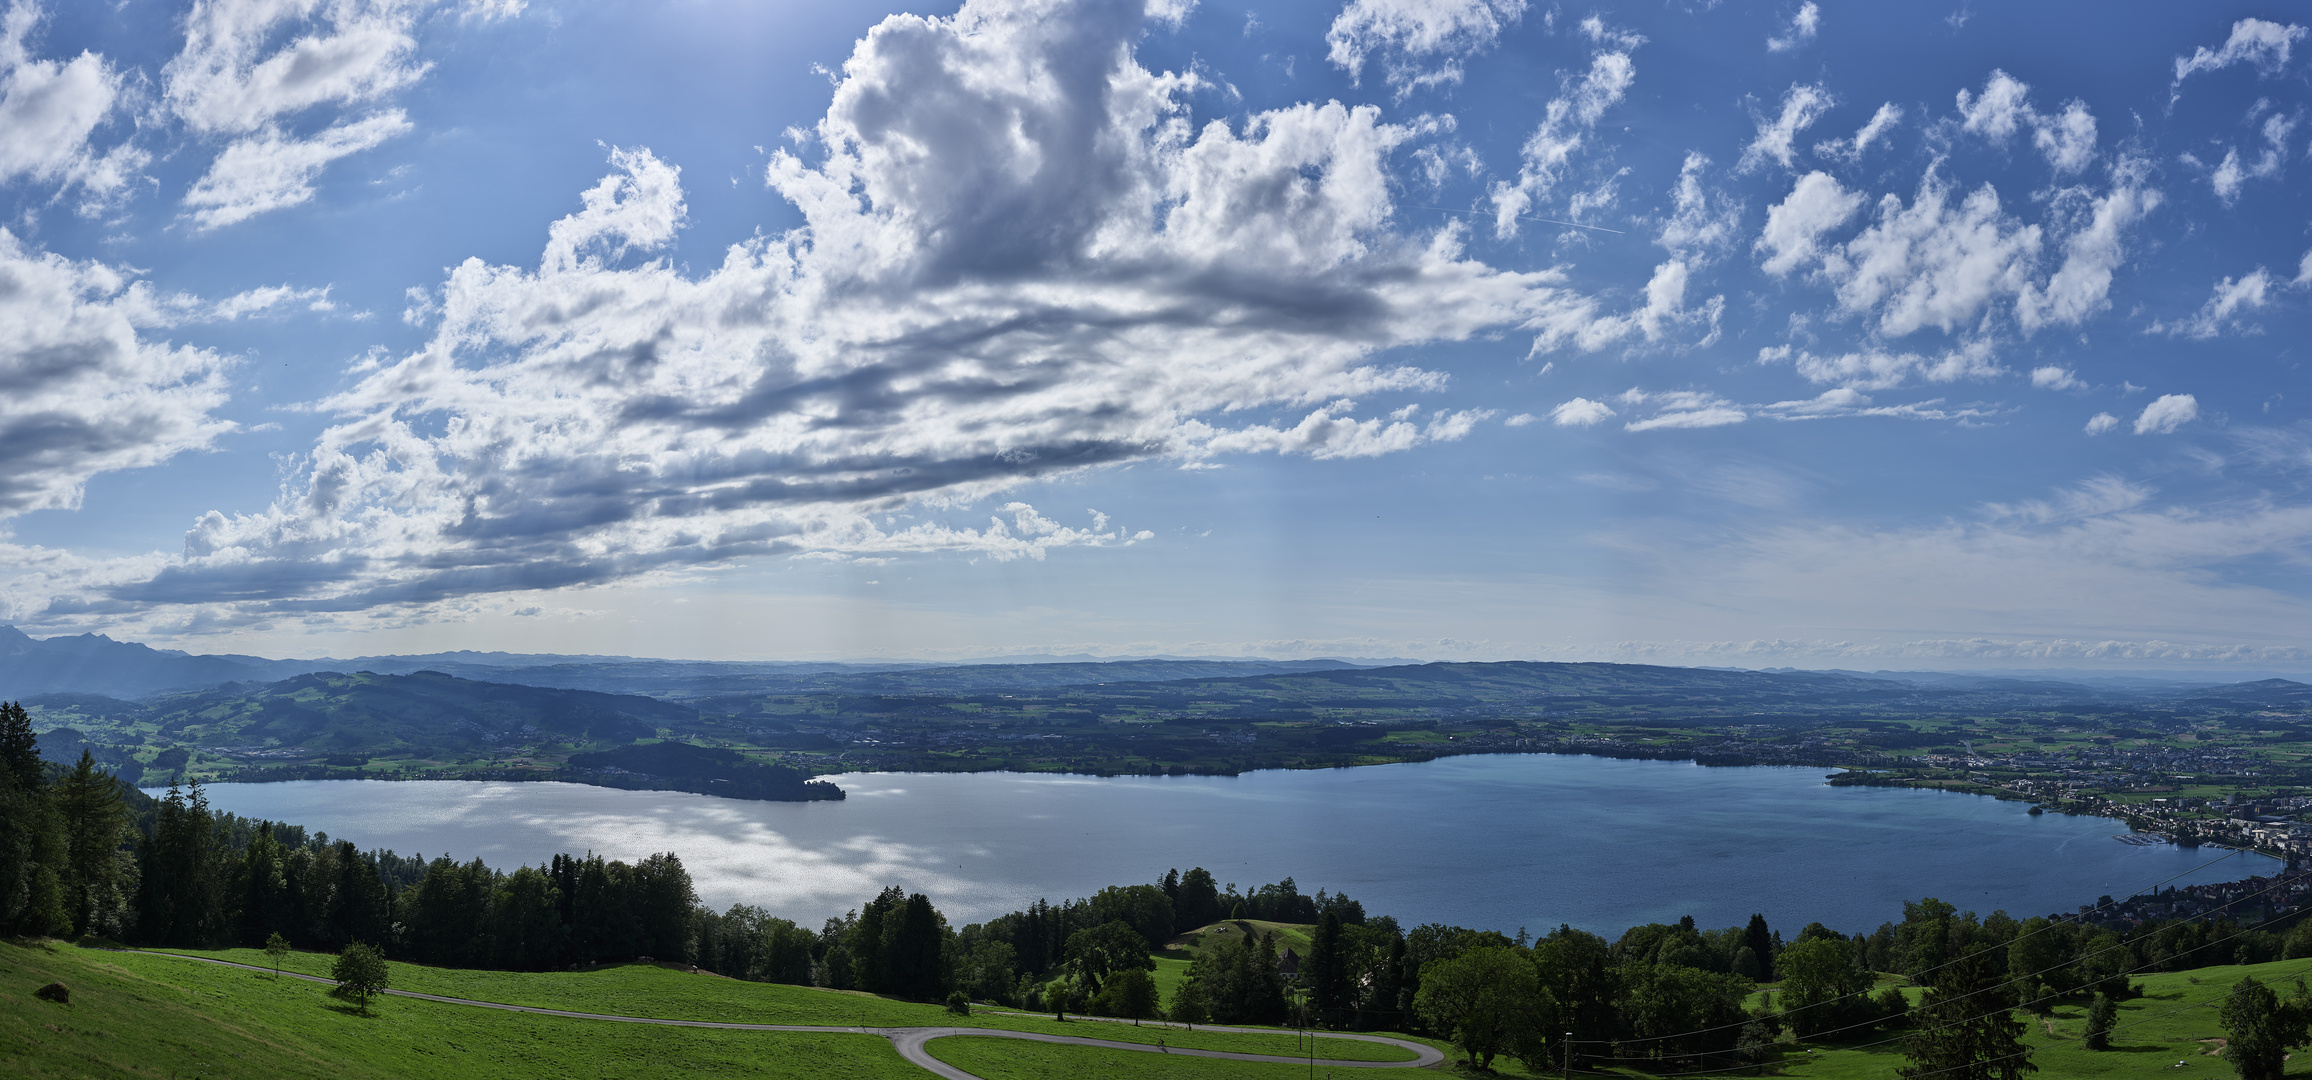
236 823 292 946
1898 945 2034 1080
136 781 225 946
1305 907 1351 1026
0 701 67 936
330 841 392 951
1744 913 1776 981
491 865 565 970
54 749 130 937
887 892 949 1000
848 885 905 992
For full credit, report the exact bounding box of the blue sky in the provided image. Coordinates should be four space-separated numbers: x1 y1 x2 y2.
0 0 2307 671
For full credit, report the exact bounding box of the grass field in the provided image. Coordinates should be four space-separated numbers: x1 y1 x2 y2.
1754 958 2312 1080
2 940 1433 1079
0 939 915 1080
35 935 2307 1079
143 945 1426 1060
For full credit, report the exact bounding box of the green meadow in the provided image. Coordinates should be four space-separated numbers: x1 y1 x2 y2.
22 933 2312 1079
1 940 1432 1080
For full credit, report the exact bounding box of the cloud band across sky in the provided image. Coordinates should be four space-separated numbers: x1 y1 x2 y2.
0 0 2303 668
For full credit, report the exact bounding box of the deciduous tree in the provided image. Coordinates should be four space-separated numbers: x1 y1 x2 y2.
333 942 390 1011
1413 946 1538 1069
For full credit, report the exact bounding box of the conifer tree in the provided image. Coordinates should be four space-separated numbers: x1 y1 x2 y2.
55 749 128 937
0 701 68 936
1744 913 1776 981
1305 907 1351 1026
1898 945 2034 1080
2083 992 2116 1051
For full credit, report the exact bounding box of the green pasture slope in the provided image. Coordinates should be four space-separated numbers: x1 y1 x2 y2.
0 940 908 1080
30 933 2311 1079
1 940 1432 1079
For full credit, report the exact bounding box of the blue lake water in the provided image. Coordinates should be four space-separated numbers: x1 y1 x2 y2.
175 754 2277 937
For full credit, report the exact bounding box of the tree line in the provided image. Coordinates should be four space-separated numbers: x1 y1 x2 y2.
14 704 2312 1078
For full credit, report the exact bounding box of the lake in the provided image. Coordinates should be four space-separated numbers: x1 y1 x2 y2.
173 754 2276 937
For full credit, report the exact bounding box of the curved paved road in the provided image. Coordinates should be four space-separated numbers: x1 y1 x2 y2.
126 951 1444 1078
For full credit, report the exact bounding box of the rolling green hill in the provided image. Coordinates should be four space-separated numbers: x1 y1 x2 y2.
0 940 1434 1080
23 670 840 800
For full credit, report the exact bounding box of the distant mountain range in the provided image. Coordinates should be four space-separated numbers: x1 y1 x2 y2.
0 625 1383 700
0 623 2301 704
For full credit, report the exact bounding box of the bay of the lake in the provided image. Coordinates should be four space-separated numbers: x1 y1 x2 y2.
174 754 2275 936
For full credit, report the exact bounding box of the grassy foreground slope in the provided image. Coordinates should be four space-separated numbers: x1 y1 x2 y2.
145 946 1418 1061
3 942 1432 1079
0 940 910 1080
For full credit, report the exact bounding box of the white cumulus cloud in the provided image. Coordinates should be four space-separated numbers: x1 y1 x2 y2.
1656 151 1741 263
181 111 412 230
1954 70 2097 174
1549 397 1614 426
1738 82 1832 173
1815 102 1902 162
1765 3 1819 53
1487 26 1640 236
1756 170 1861 276
1325 0 1526 99
165 0 438 227
2084 412 2119 435
2029 366 2082 391
2172 18 2306 95
36 0 1602 626
2015 158 2160 333
2150 270 2273 338
1770 340 2001 391
0 230 238 515
0 1 140 204
1821 173 2042 338
2133 394 2198 435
